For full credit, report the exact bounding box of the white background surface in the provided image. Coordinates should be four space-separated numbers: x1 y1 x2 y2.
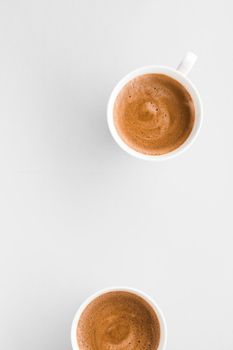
0 1 233 349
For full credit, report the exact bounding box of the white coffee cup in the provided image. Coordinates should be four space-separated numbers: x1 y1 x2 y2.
71 286 167 350
107 52 203 161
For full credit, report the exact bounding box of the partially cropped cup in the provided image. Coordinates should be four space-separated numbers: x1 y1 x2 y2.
71 286 167 350
107 52 203 160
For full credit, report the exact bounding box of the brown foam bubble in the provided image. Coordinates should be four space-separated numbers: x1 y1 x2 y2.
113 74 195 155
77 291 160 350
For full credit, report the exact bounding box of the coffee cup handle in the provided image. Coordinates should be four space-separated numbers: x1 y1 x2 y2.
176 52 197 75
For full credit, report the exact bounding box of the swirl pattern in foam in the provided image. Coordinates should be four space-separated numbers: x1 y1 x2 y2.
113 74 195 155
77 291 160 350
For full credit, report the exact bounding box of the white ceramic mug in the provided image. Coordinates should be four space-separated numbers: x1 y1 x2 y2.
107 52 203 161
71 286 167 350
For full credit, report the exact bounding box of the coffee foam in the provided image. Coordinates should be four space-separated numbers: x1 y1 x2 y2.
77 291 160 350
113 74 195 155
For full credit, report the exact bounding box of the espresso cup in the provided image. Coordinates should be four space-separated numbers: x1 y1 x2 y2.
71 286 167 350
107 52 203 160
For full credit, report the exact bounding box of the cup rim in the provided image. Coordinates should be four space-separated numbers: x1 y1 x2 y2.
107 65 203 161
71 286 167 350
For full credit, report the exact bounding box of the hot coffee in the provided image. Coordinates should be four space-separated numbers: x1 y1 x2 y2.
77 291 160 350
113 74 195 155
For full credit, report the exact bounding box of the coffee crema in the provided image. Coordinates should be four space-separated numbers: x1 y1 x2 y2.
113 74 195 155
77 291 160 350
